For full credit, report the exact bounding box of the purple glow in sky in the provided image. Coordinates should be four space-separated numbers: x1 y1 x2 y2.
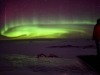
1 0 100 22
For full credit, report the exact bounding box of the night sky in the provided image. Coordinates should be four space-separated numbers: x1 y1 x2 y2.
0 0 100 40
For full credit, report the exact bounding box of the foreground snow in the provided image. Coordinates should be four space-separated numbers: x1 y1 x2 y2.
0 39 98 75
0 54 97 75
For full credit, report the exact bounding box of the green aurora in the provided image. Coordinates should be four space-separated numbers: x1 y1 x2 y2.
0 18 94 39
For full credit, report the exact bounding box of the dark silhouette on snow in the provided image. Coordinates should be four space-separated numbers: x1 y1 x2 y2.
93 18 100 57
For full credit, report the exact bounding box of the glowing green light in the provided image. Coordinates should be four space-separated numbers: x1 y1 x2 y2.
2 25 68 39
0 18 91 39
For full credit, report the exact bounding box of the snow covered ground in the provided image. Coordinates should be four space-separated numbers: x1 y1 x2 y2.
0 39 98 75
0 54 96 75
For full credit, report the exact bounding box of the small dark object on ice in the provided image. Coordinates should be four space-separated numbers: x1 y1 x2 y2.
83 45 96 49
48 54 59 58
36 53 62 58
37 53 47 58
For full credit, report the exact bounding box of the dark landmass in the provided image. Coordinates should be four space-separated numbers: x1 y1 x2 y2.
47 45 96 49
78 55 100 75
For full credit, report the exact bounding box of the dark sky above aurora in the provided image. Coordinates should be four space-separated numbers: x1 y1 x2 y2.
0 0 100 40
